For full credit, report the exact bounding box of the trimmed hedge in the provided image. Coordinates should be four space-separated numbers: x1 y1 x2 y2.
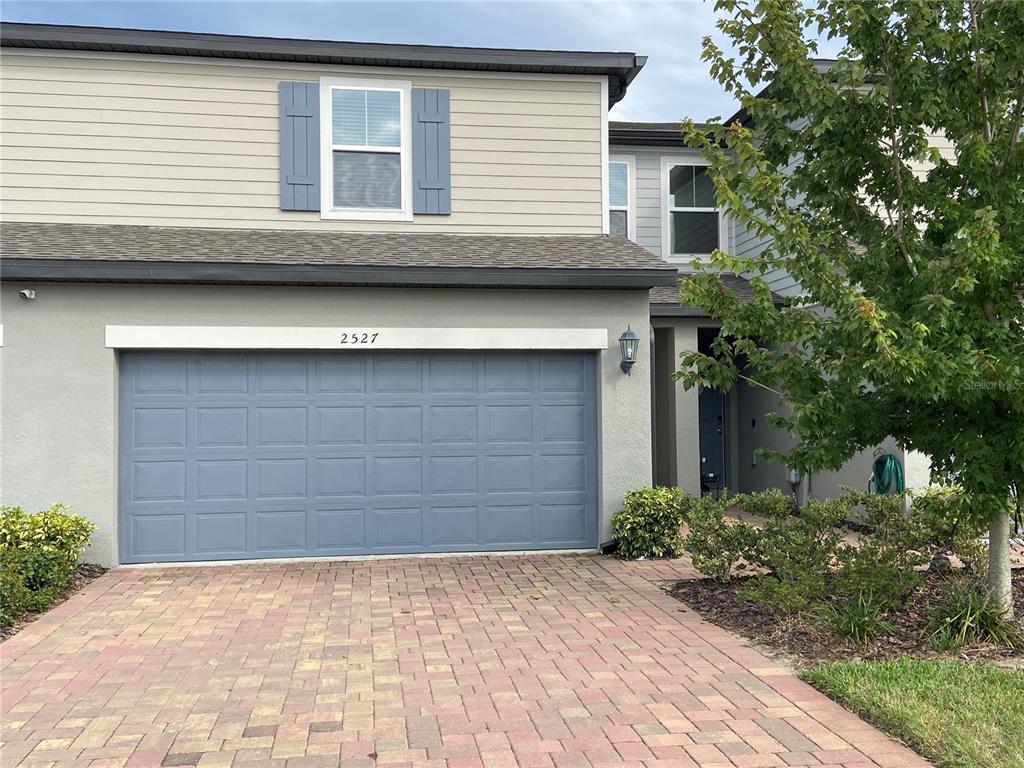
1 504 93 627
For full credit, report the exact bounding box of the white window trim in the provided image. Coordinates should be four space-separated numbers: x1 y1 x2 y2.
608 155 636 241
661 156 728 262
319 76 413 222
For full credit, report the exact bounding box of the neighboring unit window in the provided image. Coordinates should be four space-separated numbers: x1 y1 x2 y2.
609 161 630 238
669 164 719 255
324 81 408 216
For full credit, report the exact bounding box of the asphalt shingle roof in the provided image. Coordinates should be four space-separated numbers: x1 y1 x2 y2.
649 272 760 312
2 222 674 272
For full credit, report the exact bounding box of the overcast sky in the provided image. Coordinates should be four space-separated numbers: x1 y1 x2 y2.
0 0 801 122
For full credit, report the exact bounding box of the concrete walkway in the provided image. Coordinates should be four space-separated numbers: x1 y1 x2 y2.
0 555 929 767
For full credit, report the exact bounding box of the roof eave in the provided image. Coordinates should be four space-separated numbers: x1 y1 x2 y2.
2 259 679 290
0 22 646 106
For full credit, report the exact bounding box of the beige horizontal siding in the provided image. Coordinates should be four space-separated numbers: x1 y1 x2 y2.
0 49 605 233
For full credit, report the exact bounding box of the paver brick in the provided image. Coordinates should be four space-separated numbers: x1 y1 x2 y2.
1 555 929 768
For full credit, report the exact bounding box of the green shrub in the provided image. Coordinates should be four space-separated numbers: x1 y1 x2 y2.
835 490 928 609
911 484 990 577
683 493 755 581
732 487 793 519
612 487 688 559
927 579 1021 652
821 593 896 646
0 556 32 627
0 504 93 627
730 498 847 613
739 574 817 615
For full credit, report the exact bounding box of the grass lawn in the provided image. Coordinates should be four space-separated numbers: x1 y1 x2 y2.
801 659 1024 768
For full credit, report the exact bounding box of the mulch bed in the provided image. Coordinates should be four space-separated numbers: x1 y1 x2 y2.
0 563 108 642
666 569 1024 667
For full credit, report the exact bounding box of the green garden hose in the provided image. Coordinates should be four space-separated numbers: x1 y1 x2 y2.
872 453 905 494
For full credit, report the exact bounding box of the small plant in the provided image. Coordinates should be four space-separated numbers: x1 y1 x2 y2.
739 574 816 615
682 493 754 581
912 484 990 578
612 487 688 560
927 579 1021 652
821 593 896 646
732 487 793 519
0 504 94 628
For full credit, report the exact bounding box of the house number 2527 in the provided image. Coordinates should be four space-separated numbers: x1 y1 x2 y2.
339 332 379 345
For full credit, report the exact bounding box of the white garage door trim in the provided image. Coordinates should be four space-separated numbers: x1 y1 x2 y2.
106 326 608 350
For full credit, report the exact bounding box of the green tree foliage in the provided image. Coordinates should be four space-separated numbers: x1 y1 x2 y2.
678 0 1023 615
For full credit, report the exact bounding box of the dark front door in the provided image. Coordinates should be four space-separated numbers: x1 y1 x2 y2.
698 385 727 494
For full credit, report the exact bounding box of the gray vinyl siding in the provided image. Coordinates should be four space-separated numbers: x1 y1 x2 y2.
612 146 714 266
634 152 663 255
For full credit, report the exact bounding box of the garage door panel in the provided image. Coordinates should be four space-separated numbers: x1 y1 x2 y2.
429 357 477 393
540 454 588 493
540 504 588 544
132 460 188 502
316 407 366 445
483 504 534 546
314 457 366 497
373 507 423 547
317 357 367 393
197 407 248 447
484 357 533 393
256 356 308 394
132 514 186 557
427 505 479 547
254 510 308 552
196 459 248 500
257 407 309 446
135 356 189 395
119 351 596 562
197 356 248 394
484 405 533 443
315 508 366 550
375 357 423 393
429 456 478 495
429 406 478 444
255 458 308 498
194 511 247 555
540 357 587 392
374 406 423 444
133 408 188 449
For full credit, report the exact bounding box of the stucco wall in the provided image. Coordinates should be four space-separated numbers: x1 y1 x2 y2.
733 377 917 500
0 283 653 565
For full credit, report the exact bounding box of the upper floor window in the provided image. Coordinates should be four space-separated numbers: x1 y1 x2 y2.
321 77 412 221
667 162 719 256
608 157 634 239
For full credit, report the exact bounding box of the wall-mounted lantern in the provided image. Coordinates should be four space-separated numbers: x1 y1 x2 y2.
618 326 640 375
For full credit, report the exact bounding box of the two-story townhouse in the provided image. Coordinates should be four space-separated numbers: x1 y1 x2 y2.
609 118 932 503
0 22 678 566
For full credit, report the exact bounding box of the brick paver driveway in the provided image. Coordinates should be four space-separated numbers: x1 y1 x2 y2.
1 555 928 768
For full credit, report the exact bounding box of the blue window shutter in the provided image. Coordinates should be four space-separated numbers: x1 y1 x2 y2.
279 82 320 211
412 88 451 215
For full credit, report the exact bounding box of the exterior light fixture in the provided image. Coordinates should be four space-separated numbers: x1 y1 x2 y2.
618 326 640 375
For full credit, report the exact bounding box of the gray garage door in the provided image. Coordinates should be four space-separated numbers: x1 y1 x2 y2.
118 351 598 563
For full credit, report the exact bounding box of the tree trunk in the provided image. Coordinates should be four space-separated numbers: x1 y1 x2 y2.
988 513 1014 619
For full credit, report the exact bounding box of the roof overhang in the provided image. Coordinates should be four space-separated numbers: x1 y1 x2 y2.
649 304 713 317
0 22 646 106
609 121 720 148
2 259 678 290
